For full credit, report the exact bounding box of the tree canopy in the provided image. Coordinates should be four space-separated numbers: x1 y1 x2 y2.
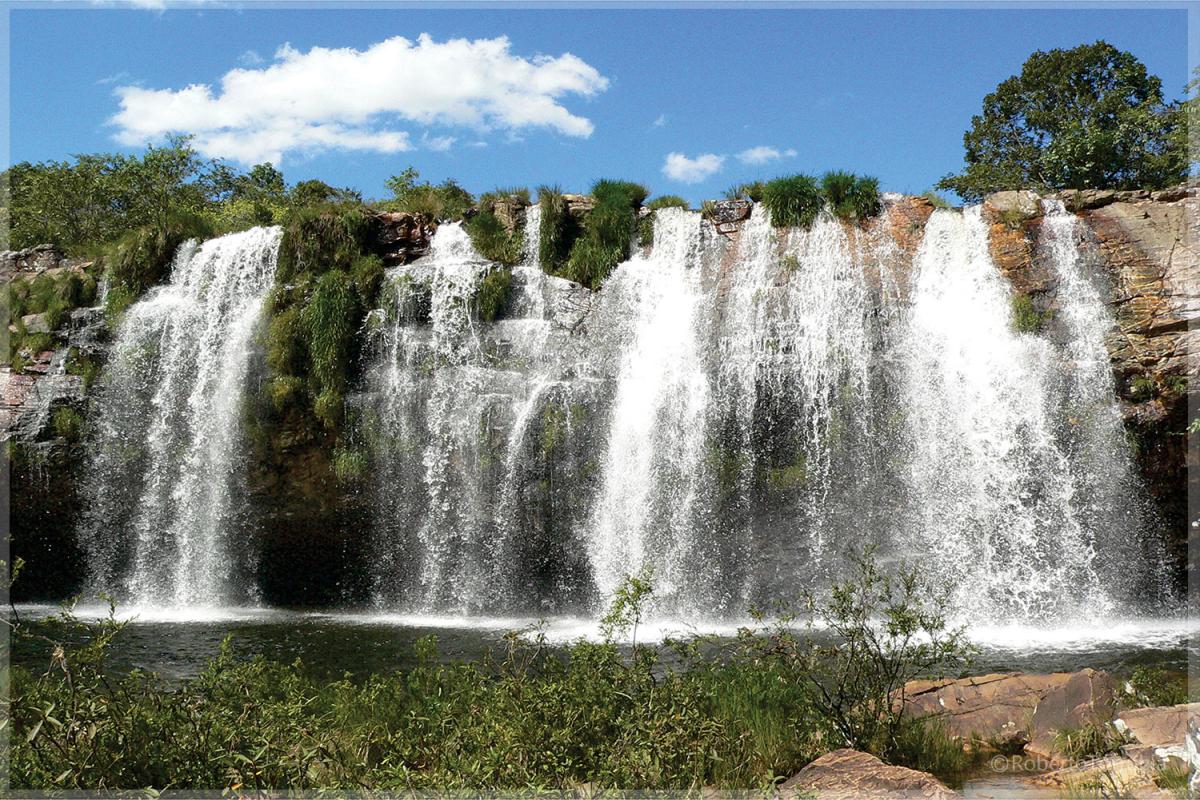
939 41 1188 201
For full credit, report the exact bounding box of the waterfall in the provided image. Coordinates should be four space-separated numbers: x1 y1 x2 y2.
369 216 594 613
588 208 718 613
60 196 1166 626
361 200 1168 625
899 207 1115 621
79 226 281 608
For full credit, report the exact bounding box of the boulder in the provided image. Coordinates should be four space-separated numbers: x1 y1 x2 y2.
490 195 528 235
705 199 752 225
1114 703 1200 755
1150 185 1191 203
903 670 1117 760
982 190 1043 224
561 193 595 218
778 749 961 799
20 312 51 334
371 211 434 266
1056 188 1117 211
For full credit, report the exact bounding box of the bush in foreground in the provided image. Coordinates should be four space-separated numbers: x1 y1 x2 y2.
8 553 975 793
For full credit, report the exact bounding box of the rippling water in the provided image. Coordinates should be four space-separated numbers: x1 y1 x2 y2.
11 604 1195 683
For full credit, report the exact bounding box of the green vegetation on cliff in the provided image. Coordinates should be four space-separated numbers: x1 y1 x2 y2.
9 553 977 793
266 204 379 429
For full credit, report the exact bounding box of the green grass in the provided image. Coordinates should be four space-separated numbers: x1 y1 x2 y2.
1011 294 1050 334
724 181 765 201
820 171 881 222
465 210 523 266
560 179 646 289
920 190 955 209
51 406 85 441
105 211 213 309
536 186 579 274
473 267 513 322
1052 721 1130 762
761 174 825 228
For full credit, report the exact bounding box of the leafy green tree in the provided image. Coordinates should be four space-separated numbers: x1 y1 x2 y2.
939 41 1187 201
384 166 473 220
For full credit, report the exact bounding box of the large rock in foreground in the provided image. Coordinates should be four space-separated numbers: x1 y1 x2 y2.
779 749 961 799
903 670 1117 759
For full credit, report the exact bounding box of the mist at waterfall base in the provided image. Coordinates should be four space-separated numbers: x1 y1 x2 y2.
52 200 1190 672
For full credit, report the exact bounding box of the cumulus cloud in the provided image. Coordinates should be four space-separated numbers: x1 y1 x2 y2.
652 113 668 128
736 145 797 165
661 152 725 183
109 34 609 164
238 49 264 67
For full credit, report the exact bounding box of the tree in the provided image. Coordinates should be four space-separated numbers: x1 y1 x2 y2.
939 41 1187 201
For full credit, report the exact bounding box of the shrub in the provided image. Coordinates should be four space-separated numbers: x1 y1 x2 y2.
761 174 824 228
820 171 881 222
51 406 85 441
1052 721 1130 761
331 446 368 484
920 190 955 209
106 210 213 302
473 268 513 322
465 211 523 266
646 195 689 211
383 167 473 221
536 186 579 273
562 179 645 289
724 181 765 201
1124 666 1191 707
8 551 979 792
1011 294 1048 333
302 271 360 424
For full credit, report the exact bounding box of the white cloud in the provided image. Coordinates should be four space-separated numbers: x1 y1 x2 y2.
662 152 725 183
238 49 264 67
109 33 609 164
736 145 797 165
652 113 668 128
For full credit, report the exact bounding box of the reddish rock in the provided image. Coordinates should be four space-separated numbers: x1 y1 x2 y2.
779 749 961 799
903 670 1117 761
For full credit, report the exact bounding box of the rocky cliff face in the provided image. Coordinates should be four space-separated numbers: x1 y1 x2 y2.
5 191 1193 601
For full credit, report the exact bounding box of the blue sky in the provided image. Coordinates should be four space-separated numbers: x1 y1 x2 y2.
8 4 1193 203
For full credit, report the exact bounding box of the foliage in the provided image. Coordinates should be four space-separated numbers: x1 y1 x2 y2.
536 186 579 274
1052 721 1131 762
1123 666 1192 707
105 210 213 306
724 181 765 201
472 268 513 322
465 210 523 266
383 166 473 221
51 406 86 441
783 547 975 757
920 190 955 209
8 552 978 792
761 174 825 228
1011 294 1049 334
820 171 881 222
265 204 378 432
561 179 645 289
647 195 689 211
4 267 101 366
331 446 368 485
938 41 1188 201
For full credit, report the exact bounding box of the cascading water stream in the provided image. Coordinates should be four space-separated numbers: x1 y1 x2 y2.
900 207 1114 621
588 208 719 613
79 226 281 608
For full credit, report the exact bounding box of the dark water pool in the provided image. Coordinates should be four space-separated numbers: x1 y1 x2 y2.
9 604 1197 683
